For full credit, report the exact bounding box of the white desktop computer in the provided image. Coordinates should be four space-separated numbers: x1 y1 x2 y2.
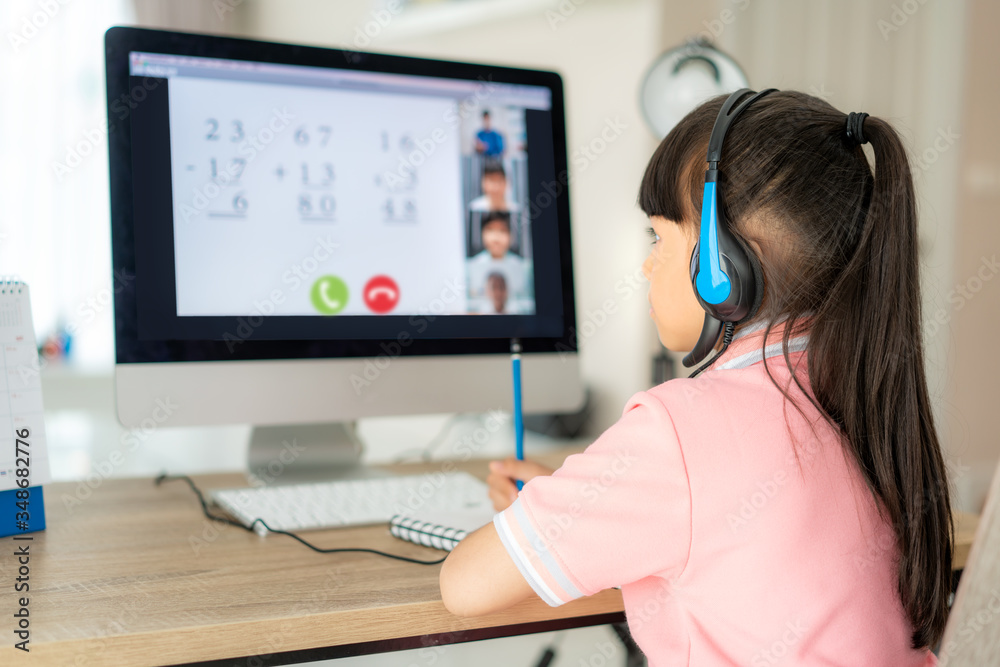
105 27 582 485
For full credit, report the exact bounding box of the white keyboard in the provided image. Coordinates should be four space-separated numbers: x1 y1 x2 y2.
211 471 492 535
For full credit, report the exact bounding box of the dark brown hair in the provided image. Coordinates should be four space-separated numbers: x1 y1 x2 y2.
481 210 511 231
638 91 953 648
483 159 506 178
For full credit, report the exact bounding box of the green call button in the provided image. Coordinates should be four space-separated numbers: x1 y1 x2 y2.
310 275 348 314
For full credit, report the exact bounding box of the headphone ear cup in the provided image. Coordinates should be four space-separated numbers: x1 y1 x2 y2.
715 198 762 322
691 183 763 322
689 241 700 291
735 235 764 323
689 240 725 319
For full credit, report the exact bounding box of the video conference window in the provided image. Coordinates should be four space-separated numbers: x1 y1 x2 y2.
461 109 534 316
136 52 547 320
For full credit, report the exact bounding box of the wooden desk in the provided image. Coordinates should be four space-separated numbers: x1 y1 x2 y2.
0 449 623 666
0 449 979 667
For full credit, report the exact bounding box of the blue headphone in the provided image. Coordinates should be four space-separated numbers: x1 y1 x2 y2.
684 88 777 368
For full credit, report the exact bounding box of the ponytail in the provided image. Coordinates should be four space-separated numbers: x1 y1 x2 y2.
638 91 953 647
808 116 953 648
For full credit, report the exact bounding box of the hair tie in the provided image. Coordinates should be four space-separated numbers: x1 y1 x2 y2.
845 112 869 145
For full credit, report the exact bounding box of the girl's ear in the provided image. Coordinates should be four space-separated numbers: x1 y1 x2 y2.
680 219 699 255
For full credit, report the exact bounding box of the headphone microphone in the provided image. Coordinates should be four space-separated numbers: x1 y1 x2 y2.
684 88 776 371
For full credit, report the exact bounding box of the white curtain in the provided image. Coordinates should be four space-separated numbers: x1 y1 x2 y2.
716 0 966 447
0 0 251 370
0 0 134 369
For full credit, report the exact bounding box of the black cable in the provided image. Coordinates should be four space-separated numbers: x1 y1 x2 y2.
390 412 470 464
155 473 446 565
688 321 736 378
532 648 556 667
610 621 647 667
532 630 566 667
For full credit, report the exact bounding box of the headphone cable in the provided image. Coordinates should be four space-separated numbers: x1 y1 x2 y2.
689 321 735 378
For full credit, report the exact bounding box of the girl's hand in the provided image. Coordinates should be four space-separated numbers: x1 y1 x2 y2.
486 457 555 511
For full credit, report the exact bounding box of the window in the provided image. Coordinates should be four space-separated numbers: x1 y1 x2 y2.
0 0 133 370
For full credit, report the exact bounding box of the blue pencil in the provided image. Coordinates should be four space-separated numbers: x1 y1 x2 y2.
511 340 524 491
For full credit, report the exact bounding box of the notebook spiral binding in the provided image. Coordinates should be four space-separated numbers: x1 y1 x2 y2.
389 514 468 552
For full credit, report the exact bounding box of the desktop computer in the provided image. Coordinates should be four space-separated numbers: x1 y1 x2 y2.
104 27 581 525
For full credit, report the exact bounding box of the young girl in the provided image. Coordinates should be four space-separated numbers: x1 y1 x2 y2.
439 90 953 666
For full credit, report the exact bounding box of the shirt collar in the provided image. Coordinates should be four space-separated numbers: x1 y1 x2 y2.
713 319 810 371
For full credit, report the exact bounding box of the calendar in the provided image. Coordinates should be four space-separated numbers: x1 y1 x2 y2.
0 280 51 494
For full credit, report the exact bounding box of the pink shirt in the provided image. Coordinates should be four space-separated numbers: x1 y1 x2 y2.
495 323 937 666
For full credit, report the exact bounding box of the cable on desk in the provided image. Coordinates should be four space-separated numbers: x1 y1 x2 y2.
155 473 446 565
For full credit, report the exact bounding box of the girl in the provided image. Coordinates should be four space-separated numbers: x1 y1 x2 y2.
439 90 952 666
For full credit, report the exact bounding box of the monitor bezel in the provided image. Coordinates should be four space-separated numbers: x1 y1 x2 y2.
105 26 578 364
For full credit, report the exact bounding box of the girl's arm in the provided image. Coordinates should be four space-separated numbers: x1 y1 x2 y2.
440 457 556 616
439 520 536 616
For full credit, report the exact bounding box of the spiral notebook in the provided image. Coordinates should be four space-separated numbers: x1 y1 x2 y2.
389 507 496 552
0 279 50 538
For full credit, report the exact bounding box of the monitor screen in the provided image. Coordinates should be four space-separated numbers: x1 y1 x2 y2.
107 28 576 363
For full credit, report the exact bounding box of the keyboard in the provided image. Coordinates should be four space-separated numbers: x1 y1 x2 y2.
210 471 492 535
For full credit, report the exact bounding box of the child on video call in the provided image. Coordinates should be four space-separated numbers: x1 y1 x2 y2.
466 211 531 310
470 160 521 212
441 90 952 666
475 109 505 158
485 272 508 314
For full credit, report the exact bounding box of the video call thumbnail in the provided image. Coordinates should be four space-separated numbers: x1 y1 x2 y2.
460 108 535 316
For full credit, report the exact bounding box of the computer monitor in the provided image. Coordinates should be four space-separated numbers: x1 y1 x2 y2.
105 27 581 478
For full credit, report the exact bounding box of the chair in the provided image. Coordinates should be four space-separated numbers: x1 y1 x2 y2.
939 461 1000 665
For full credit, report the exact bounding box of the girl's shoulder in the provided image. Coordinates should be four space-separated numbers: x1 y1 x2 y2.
637 364 833 458
644 351 814 412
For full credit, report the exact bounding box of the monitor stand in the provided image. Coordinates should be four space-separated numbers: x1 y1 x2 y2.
246 422 392 485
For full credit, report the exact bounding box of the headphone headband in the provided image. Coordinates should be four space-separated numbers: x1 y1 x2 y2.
684 88 776 370
706 88 777 165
